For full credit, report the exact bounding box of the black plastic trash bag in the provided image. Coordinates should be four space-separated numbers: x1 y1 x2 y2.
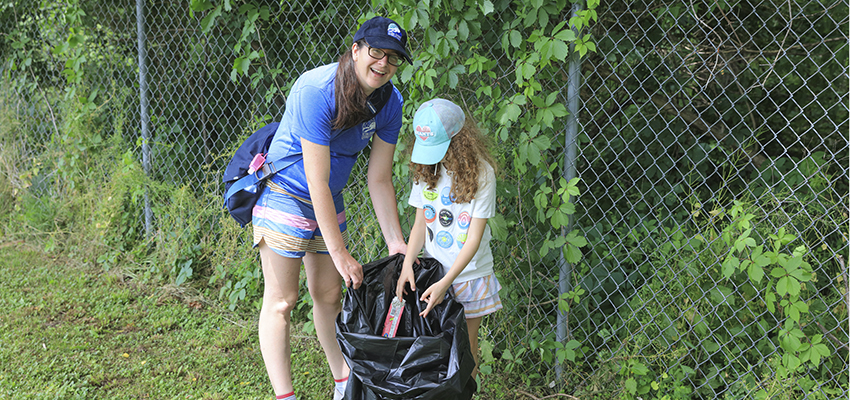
335 254 477 400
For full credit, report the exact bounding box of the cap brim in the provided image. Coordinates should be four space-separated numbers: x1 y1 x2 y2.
410 140 450 165
364 38 412 64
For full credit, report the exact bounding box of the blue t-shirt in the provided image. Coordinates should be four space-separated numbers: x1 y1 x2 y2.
266 63 403 199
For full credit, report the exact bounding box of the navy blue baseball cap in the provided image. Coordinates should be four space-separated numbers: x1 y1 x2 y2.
353 16 412 64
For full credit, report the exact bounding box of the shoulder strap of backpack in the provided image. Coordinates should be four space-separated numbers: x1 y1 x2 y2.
223 154 302 202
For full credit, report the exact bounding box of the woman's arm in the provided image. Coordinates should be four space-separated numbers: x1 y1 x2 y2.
419 217 489 317
367 136 407 256
396 207 426 299
301 138 363 289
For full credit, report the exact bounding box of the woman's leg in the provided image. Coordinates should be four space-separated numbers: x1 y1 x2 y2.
466 316 482 379
258 240 303 396
303 252 349 380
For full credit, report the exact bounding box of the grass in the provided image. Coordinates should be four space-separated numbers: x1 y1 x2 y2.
0 243 334 400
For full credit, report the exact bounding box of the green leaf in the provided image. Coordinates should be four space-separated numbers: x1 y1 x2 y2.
565 230 587 247
522 62 536 79
564 243 582 263
702 340 720 353
498 103 521 124
68 33 85 48
539 240 552 258
480 0 494 15
527 141 541 165
782 353 801 370
625 378 637 394
777 276 789 296
792 300 808 315
789 267 811 282
545 91 559 106
786 277 801 296
236 57 250 75
510 30 522 48
577 42 588 58
554 29 577 42
564 340 580 361
458 20 469 40
754 253 771 267
631 361 650 375
53 42 70 55
539 40 553 64
722 256 739 279
552 40 569 61
537 7 549 29
566 177 580 195
531 135 551 151
200 6 222 33
487 213 509 241
190 0 214 12
747 263 764 284
784 255 803 271
810 343 830 366
781 330 802 351
787 302 800 322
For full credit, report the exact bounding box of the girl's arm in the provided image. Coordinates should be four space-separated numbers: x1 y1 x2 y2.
396 207 426 299
419 216 489 317
302 138 363 289
367 136 407 256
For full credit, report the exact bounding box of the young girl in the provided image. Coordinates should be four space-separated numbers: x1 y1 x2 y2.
396 98 502 377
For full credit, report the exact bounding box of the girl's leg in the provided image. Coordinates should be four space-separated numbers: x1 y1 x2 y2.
303 252 349 380
258 241 303 396
466 316 483 379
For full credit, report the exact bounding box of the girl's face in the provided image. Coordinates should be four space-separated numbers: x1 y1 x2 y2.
352 42 399 95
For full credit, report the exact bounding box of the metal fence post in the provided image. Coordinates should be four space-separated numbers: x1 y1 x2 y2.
136 0 152 238
556 0 584 380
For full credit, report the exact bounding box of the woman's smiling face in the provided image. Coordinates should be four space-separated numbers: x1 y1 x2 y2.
351 42 399 95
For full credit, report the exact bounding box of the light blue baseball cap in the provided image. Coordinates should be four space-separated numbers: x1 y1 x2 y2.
410 99 466 165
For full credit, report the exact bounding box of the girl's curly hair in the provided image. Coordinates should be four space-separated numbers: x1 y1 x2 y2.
410 113 497 203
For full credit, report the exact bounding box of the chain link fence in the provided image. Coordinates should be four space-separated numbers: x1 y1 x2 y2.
2 0 848 398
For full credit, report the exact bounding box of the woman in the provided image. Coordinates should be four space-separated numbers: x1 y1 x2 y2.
251 16 412 400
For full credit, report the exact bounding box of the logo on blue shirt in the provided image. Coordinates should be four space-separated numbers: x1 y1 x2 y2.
361 118 376 140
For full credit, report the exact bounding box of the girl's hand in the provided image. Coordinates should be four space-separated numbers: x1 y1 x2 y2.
396 262 416 299
419 278 452 317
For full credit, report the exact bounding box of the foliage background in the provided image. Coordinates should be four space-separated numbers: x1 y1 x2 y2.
1 0 848 398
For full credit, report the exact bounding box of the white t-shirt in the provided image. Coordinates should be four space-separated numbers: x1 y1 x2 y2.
408 160 496 283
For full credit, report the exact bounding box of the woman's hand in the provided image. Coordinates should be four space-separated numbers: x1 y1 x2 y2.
387 241 407 256
419 278 452 317
395 262 416 299
332 251 363 289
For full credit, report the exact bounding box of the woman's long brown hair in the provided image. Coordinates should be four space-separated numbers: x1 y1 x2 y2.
333 40 373 131
410 114 498 203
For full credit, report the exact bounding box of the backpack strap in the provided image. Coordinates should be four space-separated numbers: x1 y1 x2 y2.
223 154 302 203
